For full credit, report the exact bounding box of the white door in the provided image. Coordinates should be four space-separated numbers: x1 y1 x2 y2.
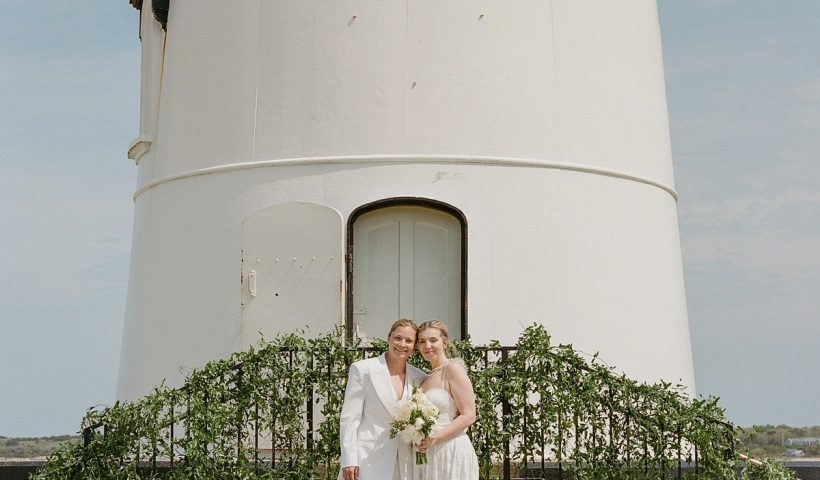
351 205 462 340
241 202 344 347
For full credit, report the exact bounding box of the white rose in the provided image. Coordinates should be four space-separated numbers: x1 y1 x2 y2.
396 405 412 422
400 424 416 443
414 417 424 428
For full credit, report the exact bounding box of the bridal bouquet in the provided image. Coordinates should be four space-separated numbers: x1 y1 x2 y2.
389 388 441 464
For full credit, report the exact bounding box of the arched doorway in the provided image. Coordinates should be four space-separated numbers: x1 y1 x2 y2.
347 199 466 341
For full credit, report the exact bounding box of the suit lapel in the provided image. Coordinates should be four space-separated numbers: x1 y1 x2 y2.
407 365 425 394
372 353 397 416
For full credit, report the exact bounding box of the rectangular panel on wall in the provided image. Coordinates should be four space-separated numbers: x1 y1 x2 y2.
412 220 459 325
241 202 344 346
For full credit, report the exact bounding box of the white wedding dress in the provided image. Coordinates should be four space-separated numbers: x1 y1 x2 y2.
423 363 479 480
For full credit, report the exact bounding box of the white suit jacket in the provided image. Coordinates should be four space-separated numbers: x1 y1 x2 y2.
339 353 427 480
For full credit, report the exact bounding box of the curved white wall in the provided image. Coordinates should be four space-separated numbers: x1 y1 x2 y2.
118 0 694 400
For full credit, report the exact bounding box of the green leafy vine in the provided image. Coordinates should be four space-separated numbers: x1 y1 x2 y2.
33 325 793 480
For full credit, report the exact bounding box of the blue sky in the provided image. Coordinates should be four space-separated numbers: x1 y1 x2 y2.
660 0 820 428
1 1 818 436
0 1 138 436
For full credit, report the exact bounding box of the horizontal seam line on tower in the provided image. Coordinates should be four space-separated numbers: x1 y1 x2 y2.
132 154 678 202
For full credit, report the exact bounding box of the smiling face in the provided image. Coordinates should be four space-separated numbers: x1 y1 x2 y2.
387 325 417 361
417 327 448 365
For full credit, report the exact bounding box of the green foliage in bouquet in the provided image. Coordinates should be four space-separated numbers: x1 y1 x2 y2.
32 325 793 480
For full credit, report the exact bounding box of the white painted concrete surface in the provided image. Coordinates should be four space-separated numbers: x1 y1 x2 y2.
118 0 695 400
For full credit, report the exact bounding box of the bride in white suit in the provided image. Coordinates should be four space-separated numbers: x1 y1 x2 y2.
339 319 428 480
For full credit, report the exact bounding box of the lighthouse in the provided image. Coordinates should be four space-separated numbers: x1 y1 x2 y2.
118 0 695 400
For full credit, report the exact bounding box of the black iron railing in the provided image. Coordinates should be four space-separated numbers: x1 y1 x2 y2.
78 342 740 480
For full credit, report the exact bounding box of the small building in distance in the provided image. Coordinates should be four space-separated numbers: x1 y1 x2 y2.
784 449 805 458
786 438 820 447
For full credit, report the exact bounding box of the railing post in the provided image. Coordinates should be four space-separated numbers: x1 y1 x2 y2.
82 426 92 448
325 355 333 475
501 348 511 480
573 410 580 474
185 390 191 468
307 351 315 456
151 430 157 474
253 358 259 473
202 389 209 459
170 393 175 470
557 368 563 480
271 356 277 471
643 434 649 477
724 423 735 461
625 409 631 468
237 365 244 463
660 418 666 480
288 348 294 469
607 386 615 453
677 425 682 478
81 426 92 473
254 395 259 472
540 360 547 478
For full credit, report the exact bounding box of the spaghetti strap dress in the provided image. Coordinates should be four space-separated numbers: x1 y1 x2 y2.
423 362 479 480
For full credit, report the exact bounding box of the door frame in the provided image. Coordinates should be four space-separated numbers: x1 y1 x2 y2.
346 197 467 342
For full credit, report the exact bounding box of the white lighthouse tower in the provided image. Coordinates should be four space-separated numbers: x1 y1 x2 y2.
118 0 695 400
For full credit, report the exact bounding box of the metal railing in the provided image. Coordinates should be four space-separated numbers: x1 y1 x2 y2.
80 343 746 479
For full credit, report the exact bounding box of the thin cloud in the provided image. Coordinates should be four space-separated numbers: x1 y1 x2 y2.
793 77 820 100
681 187 820 229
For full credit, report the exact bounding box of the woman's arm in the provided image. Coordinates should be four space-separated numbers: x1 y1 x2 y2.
422 362 477 446
339 362 365 473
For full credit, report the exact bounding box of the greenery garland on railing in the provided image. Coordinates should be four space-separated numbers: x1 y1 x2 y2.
33 325 793 479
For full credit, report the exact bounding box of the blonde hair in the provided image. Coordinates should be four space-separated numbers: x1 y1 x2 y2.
388 319 418 337
417 320 451 349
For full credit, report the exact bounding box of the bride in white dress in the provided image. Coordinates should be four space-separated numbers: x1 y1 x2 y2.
416 321 479 480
